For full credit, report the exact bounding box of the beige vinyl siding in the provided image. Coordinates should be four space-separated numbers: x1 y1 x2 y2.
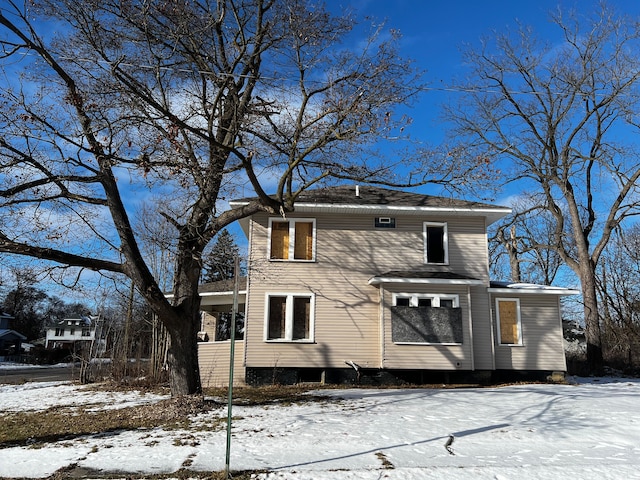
469 287 495 370
381 284 473 369
198 341 246 387
244 212 492 370
492 294 567 371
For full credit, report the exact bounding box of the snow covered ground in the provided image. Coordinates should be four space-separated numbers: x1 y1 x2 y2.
1 376 640 479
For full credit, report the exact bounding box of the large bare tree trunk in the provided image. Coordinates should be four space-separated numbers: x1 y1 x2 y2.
165 311 201 396
582 263 604 373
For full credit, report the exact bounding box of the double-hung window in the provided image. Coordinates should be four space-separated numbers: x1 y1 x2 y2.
423 222 448 264
265 293 314 342
269 218 315 261
495 298 522 345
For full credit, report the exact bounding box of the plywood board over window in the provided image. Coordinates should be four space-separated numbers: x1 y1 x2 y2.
294 222 313 260
496 298 522 345
270 221 290 260
268 218 315 261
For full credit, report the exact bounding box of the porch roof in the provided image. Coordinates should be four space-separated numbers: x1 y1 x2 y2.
369 270 484 286
488 281 580 295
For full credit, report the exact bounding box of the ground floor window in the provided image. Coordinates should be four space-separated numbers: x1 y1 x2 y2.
391 293 462 344
495 298 522 345
215 312 245 341
393 293 459 308
265 293 314 342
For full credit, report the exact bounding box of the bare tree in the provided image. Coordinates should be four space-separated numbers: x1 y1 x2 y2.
445 4 640 373
0 0 463 395
597 224 640 370
489 195 565 286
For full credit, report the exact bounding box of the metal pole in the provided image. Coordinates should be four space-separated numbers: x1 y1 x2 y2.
225 256 240 479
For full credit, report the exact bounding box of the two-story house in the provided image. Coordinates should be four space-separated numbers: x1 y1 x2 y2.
197 185 578 386
44 316 102 354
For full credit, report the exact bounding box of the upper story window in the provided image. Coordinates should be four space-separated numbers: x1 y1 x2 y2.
55 328 64 337
423 222 448 264
269 218 316 261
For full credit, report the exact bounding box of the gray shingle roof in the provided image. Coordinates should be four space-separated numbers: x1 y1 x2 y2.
234 185 503 210
292 185 500 209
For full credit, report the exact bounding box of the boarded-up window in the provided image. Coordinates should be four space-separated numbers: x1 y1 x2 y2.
391 307 463 344
270 222 290 259
391 294 461 344
292 297 311 339
497 299 522 345
294 222 313 260
424 222 448 264
266 294 314 341
269 219 315 261
268 296 287 339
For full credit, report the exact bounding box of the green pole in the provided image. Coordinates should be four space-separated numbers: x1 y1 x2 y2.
225 256 240 479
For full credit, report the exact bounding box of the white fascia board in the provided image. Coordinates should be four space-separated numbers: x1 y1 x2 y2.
199 290 247 297
164 290 247 299
487 286 580 295
369 277 485 286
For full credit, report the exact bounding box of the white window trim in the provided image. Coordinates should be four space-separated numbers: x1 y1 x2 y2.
423 221 449 265
267 218 317 262
264 292 315 342
392 293 459 308
495 297 523 346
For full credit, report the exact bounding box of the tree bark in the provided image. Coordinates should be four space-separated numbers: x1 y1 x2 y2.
581 262 604 374
165 309 202 396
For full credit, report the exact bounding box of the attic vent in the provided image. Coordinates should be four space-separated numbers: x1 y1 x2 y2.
375 217 396 228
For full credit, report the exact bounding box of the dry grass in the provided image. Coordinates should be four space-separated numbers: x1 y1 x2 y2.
1 384 331 479
0 384 334 449
0 395 219 448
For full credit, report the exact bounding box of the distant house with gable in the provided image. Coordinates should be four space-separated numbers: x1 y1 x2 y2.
0 311 27 357
44 316 103 355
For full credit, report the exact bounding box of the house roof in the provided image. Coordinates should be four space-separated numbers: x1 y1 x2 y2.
369 270 484 286
0 329 27 341
198 277 248 295
231 185 511 226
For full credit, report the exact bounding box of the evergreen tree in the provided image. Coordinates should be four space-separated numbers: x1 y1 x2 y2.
201 230 243 284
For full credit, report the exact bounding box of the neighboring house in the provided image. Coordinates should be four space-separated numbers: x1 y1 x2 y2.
0 311 26 357
44 316 102 354
197 185 578 387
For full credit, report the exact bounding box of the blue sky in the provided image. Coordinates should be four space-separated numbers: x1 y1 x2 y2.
337 0 640 202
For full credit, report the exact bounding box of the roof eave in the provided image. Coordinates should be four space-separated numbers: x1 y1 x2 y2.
369 277 485 286
230 201 511 225
488 287 580 295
